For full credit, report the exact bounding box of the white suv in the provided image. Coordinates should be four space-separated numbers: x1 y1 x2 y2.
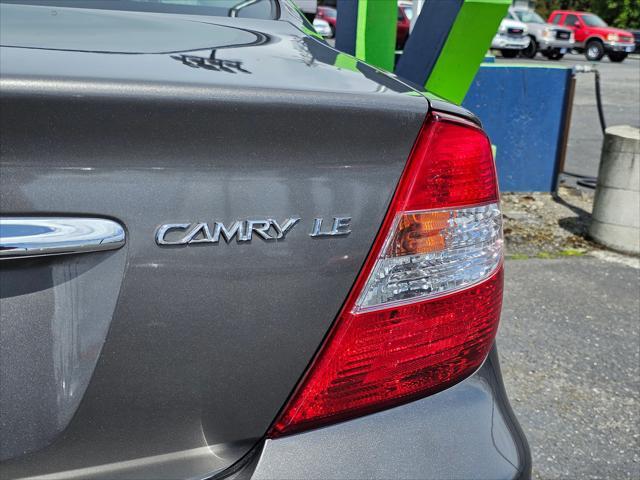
509 7 574 60
491 17 531 58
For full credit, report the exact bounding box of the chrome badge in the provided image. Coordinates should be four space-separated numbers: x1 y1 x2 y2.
156 217 351 246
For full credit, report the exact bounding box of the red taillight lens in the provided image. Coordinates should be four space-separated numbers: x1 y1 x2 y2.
269 112 503 437
397 114 498 211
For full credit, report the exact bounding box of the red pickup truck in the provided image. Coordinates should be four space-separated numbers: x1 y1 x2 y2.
549 10 635 62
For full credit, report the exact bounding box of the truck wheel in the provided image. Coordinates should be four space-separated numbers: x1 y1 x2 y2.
547 49 564 60
501 49 519 58
585 40 605 61
521 37 537 58
607 52 628 62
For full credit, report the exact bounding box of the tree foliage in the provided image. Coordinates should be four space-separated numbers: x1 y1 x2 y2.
534 0 640 29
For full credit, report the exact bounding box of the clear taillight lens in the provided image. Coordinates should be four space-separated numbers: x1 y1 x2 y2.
358 204 503 309
269 112 504 437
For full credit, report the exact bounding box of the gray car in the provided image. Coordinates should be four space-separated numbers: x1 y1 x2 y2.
0 1 531 479
509 7 574 60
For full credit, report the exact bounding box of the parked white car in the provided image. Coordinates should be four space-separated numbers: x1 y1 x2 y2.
491 18 530 58
313 17 333 38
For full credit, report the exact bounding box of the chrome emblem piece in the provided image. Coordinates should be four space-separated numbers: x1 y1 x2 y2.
156 217 351 246
309 217 352 237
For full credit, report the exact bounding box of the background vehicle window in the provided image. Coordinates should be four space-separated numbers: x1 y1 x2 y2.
515 10 545 24
0 0 278 19
581 14 608 27
565 14 580 27
551 15 561 24
323 8 336 19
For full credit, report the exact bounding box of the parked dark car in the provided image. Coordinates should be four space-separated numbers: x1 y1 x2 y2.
631 29 640 52
549 10 635 62
0 0 531 479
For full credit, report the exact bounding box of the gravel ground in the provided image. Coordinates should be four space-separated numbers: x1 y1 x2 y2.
502 186 595 257
499 257 640 479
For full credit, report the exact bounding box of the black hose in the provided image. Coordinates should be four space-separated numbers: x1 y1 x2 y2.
562 66 606 189
577 178 598 189
564 171 598 189
594 69 606 134
581 70 606 187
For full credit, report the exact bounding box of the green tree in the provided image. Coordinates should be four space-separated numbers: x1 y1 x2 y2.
607 0 640 29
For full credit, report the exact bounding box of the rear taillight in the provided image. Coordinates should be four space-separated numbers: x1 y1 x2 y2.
269 112 504 437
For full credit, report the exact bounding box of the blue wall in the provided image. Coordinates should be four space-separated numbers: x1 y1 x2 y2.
462 65 572 192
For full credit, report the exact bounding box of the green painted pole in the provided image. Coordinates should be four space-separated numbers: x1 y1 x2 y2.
355 0 396 72
425 0 510 104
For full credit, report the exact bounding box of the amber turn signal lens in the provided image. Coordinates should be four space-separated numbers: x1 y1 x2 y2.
387 211 452 257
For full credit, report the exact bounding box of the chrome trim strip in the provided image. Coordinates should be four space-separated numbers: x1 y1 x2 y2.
0 217 125 259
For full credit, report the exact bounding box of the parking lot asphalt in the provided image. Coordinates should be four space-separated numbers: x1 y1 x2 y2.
494 53 640 183
499 256 640 479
